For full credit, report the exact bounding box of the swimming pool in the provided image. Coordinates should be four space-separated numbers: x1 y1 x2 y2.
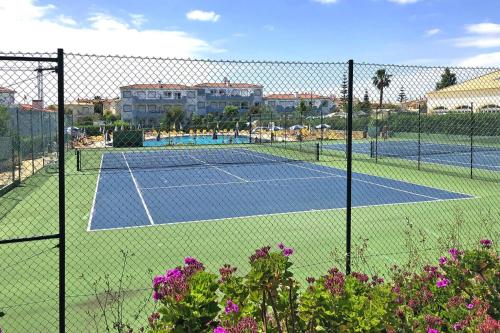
143 135 250 146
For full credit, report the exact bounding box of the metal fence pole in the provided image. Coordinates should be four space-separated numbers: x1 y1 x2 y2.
16 106 21 181
346 60 354 275
30 108 35 175
470 102 474 179
418 104 421 171
375 107 379 163
56 48 66 333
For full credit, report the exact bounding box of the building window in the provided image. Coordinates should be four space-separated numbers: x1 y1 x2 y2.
138 105 146 112
187 105 195 112
174 92 182 99
218 102 226 109
164 91 172 98
137 91 146 99
209 89 217 95
241 102 249 109
268 101 276 107
197 102 205 108
210 102 218 109
254 89 262 96
148 105 157 112
219 89 225 95
122 91 132 98
147 91 157 99
187 91 196 98
123 105 132 112
82 107 89 113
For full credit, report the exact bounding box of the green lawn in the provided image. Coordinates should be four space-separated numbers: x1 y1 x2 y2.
0 144 499 332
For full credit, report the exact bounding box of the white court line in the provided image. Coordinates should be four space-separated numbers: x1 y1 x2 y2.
145 175 340 190
87 154 104 231
122 153 155 225
186 154 249 182
236 148 475 197
235 149 442 200
419 155 499 169
87 196 476 233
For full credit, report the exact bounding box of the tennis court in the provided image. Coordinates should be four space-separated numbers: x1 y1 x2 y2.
324 141 500 172
88 148 473 231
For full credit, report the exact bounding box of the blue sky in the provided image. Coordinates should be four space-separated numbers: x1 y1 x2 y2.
2 0 500 66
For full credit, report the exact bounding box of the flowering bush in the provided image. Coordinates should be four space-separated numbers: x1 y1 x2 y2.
147 240 499 332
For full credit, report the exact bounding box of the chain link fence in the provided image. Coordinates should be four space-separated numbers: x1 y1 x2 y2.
0 52 498 332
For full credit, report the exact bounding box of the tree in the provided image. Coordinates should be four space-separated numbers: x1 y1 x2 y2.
0 106 10 136
372 69 392 109
359 90 371 112
436 68 457 90
340 73 349 111
223 105 239 120
398 86 407 103
163 105 184 130
93 96 103 115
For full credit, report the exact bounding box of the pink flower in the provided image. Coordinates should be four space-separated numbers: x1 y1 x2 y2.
436 278 450 288
448 248 463 260
214 327 228 333
438 256 448 265
283 247 294 257
277 242 285 250
427 328 439 333
480 239 492 248
225 299 239 314
466 303 474 309
453 322 463 331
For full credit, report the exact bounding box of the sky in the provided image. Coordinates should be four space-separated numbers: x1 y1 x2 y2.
1 0 500 66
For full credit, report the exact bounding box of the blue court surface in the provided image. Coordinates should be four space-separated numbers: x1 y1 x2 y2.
324 141 500 172
88 148 473 231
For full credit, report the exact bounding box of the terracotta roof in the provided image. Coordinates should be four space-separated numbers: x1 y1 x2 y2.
20 104 55 112
120 84 191 90
0 87 15 93
265 93 331 100
427 70 500 96
194 83 263 89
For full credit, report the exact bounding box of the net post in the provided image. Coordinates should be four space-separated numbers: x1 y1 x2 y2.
375 107 379 163
56 48 66 333
418 103 421 171
76 150 81 171
16 106 21 181
346 59 354 276
30 108 35 175
316 142 320 161
470 102 474 179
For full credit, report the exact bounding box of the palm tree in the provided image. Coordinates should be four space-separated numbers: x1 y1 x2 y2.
372 69 392 109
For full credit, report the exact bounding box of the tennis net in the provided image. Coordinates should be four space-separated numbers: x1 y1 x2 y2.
370 139 500 158
77 143 321 171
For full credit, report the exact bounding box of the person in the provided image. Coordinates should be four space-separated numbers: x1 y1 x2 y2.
212 129 218 140
382 125 388 141
229 137 233 144
156 130 161 141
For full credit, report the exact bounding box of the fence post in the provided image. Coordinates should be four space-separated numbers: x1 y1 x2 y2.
375 107 379 163
346 60 354 275
470 102 474 179
418 103 421 171
16 106 21 181
56 48 66 333
30 108 35 175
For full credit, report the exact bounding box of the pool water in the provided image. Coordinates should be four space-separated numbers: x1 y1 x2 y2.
144 135 250 146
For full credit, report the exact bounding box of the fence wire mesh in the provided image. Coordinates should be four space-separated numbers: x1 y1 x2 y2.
0 52 499 332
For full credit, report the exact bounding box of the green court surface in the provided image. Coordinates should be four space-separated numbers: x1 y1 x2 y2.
0 144 499 332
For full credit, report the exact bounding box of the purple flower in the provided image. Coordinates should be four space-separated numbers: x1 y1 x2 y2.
152 290 161 302
214 327 228 333
166 268 182 279
277 242 285 250
480 239 492 248
453 322 463 331
225 299 239 314
427 329 439 333
448 248 463 260
184 257 200 266
283 247 294 257
152 275 166 288
438 256 448 265
436 278 450 288
466 303 474 309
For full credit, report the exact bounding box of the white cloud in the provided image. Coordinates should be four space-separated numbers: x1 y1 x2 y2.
466 23 500 35
425 28 441 36
0 0 223 58
57 14 76 26
458 52 500 67
186 10 220 22
130 14 147 28
454 37 500 49
263 25 275 32
312 0 339 4
387 0 420 4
